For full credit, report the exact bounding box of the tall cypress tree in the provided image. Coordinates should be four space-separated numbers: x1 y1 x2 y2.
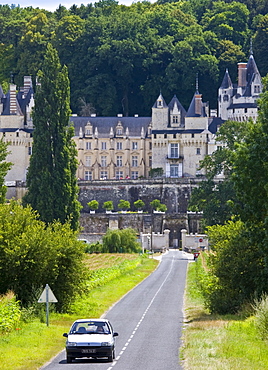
23 43 81 231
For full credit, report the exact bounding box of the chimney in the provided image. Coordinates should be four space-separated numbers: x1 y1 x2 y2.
23 76 32 95
238 63 247 87
195 94 202 116
9 84 17 115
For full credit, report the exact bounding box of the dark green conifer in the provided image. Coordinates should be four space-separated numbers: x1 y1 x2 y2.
23 43 81 231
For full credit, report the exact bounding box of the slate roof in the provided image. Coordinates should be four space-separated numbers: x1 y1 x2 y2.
70 116 152 138
2 91 23 115
220 69 232 89
152 93 168 108
168 95 186 115
0 128 33 133
152 129 205 135
227 103 257 109
17 87 34 115
186 92 207 118
208 117 224 134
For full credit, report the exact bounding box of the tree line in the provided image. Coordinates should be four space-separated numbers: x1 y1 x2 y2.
188 76 268 314
1 0 268 116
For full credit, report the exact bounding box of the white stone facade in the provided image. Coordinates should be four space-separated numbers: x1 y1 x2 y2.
0 53 263 187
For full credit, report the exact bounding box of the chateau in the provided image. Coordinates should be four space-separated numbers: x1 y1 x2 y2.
0 53 262 188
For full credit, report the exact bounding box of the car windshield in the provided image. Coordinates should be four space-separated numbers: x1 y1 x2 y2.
71 321 111 334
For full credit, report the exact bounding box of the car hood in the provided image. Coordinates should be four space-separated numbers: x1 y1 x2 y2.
67 333 114 346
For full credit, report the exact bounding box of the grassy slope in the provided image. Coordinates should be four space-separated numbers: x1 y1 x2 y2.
182 258 268 370
0 254 158 370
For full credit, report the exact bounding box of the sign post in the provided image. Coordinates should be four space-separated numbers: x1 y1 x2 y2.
37 284 58 326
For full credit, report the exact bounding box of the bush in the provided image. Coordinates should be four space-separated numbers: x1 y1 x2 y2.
133 199 145 211
0 292 21 333
253 295 268 339
150 199 161 210
84 242 103 253
102 228 141 253
150 199 167 212
118 199 130 211
103 201 113 211
87 200 99 211
0 201 85 312
203 220 254 314
158 203 167 212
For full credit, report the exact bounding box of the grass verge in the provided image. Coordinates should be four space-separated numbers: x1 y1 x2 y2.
181 258 268 369
0 255 158 370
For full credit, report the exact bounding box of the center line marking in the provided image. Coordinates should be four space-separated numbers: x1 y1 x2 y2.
108 256 175 368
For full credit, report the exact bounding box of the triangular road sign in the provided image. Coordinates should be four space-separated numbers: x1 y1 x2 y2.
38 285 58 303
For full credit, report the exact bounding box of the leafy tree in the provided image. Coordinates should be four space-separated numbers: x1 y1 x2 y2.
158 203 167 212
150 199 161 211
0 139 12 203
16 12 52 83
103 200 113 211
253 14 268 76
188 119 253 226
196 77 268 313
23 43 81 231
0 201 85 312
118 199 130 211
87 200 99 211
150 199 167 212
133 199 145 211
189 178 236 227
204 220 257 313
216 39 245 80
102 228 141 253
201 1 250 46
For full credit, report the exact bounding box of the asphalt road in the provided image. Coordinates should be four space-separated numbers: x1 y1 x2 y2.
41 250 191 370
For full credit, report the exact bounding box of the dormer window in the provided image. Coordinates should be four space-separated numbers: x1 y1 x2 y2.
85 122 93 136
254 85 260 93
172 115 178 123
116 121 123 136
157 100 162 107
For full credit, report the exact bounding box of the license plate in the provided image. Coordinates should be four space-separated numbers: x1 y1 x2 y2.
82 349 96 354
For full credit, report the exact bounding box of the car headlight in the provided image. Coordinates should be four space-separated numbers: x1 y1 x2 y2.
101 342 110 346
67 341 77 346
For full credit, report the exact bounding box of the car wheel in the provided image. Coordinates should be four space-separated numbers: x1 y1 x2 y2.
107 352 113 362
66 355 73 363
113 349 115 359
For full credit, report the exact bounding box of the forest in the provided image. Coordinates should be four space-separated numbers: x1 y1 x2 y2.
0 0 268 116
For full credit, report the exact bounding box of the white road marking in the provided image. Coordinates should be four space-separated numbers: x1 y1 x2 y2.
107 256 175 368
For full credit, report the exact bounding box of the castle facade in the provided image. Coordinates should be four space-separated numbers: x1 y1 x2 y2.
0 54 262 187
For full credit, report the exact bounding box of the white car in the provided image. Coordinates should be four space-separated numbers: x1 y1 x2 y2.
63 319 118 363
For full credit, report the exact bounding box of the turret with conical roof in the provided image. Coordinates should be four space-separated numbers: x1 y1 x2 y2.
218 69 233 120
152 92 169 130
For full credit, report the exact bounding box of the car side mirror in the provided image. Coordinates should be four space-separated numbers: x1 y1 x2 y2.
63 333 68 338
113 332 119 337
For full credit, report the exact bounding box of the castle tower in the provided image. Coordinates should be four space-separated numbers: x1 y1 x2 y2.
218 69 233 120
151 93 169 130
